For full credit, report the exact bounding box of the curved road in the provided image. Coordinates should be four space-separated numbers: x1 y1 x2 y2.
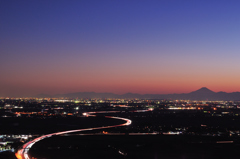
15 110 134 159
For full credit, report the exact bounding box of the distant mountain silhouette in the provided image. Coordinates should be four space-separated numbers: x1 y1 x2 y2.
36 87 240 100
190 87 215 94
36 93 52 98
187 87 215 100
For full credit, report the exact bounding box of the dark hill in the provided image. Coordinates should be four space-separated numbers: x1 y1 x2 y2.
36 87 240 101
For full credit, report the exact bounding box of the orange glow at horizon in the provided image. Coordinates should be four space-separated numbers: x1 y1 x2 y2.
1 63 240 96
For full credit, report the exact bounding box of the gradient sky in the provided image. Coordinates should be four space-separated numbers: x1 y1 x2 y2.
1 0 240 96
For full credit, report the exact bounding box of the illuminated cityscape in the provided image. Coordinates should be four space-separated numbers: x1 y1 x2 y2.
1 95 240 158
2 0 240 158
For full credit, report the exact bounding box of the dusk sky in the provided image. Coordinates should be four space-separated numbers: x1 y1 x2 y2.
1 0 240 97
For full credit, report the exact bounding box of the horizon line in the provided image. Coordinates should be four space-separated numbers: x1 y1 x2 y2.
2 87 240 98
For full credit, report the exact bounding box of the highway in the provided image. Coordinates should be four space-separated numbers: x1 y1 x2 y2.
15 110 136 159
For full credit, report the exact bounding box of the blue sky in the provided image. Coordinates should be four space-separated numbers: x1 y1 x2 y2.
1 0 240 96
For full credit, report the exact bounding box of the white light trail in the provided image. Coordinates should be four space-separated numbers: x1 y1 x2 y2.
15 111 133 159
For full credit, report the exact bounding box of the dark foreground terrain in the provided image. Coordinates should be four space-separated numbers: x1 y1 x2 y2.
28 135 240 159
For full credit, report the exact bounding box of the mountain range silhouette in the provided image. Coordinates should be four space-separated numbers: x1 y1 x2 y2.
37 87 240 100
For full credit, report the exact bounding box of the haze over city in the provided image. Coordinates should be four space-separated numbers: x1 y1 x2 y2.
1 0 240 96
